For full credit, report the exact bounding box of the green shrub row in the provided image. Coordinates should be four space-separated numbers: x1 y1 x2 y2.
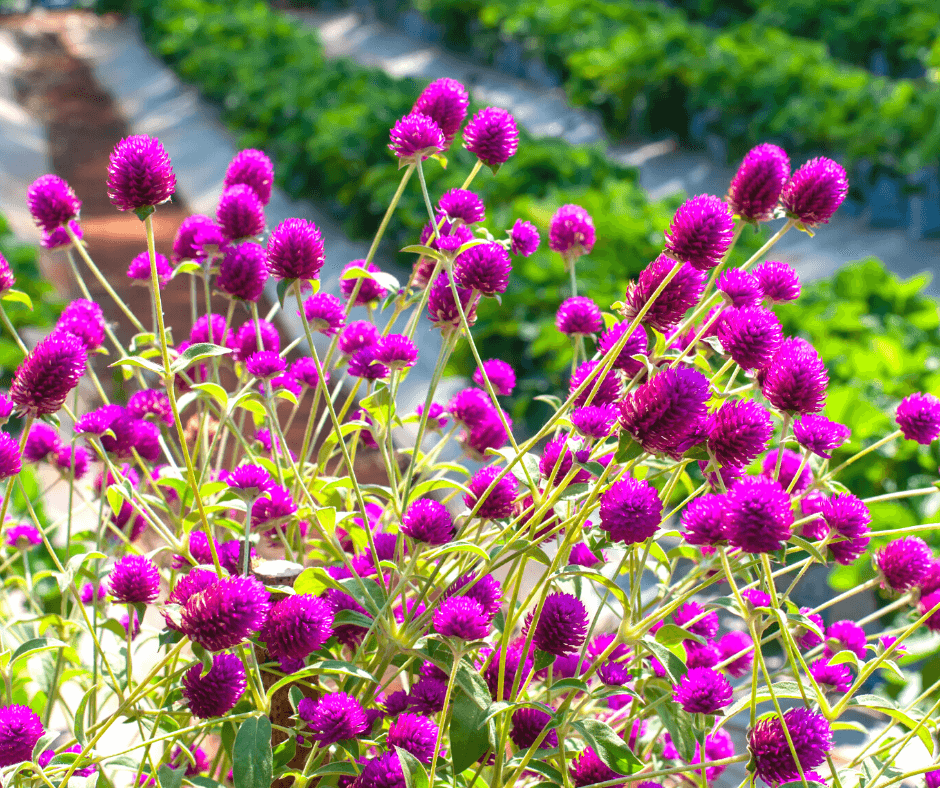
386 0 940 184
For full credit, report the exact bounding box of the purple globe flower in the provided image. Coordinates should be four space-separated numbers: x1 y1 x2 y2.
622 255 706 333
795 607 825 650
465 465 518 520
358 751 406 788
742 589 772 608
748 707 831 786
266 218 324 281
388 713 439 764
217 185 265 242
709 399 773 467
556 296 603 336
56 298 106 351
875 537 933 592
40 221 82 251
302 293 345 337
412 77 469 149
569 541 605 567
599 478 663 546
571 747 623 787
896 393 940 445
108 554 160 604
375 334 418 370
754 261 801 303
793 415 850 459
464 107 519 168
337 320 377 357
23 422 60 463
762 337 828 415
674 601 719 639
228 464 274 497
549 204 596 257
717 306 783 370
407 675 447 714
722 476 794 554
473 358 516 396
434 596 490 640
598 321 649 376
173 215 224 263
718 630 754 677
126 250 172 288
251 485 298 527
439 189 485 224
232 319 280 362
245 351 286 380
453 242 512 296
569 360 622 408
808 658 852 693
717 268 763 308
539 434 590 486
224 149 274 206
304 692 369 745
347 346 390 380
618 368 710 456
820 494 871 565
761 449 814 495
107 135 175 212
510 707 558 750
727 143 790 222
448 388 492 429
190 313 231 347
128 389 172 425
27 174 81 233
290 357 327 390
463 410 512 460
824 620 868 660
426 271 476 332
402 499 454 544
217 241 269 302
673 667 733 713
181 653 246 719
781 157 849 227
0 704 44 768
0 255 14 294
389 113 445 161
260 594 334 662
178 575 271 651
526 591 588 657
571 404 618 440
5 524 41 549
37 745 95 777
11 331 86 418
415 402 447 431
682 494 727 546
665 194 736 271
510 219 540 257
341 260 389 305
927 769 940 788
445 573 503 619
920 592 940 632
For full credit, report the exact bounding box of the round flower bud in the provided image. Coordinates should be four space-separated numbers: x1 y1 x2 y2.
781 157 849 226
0 704 44 768
665 194 735 271
571 404 618 440
412 78 469 149
618 368 709 456
874 537 932 592
809 657 852 693
341 260 388 306
510 706 558 750
173 215 224 263
178 575 271 651
673 667 733 714
473 358 516 396
388 713 439 764
525 591 588 657
444 573 503 619
439 189 485 225
232 319 280 362
622 255 706 333
303 293 345 336
509 219 540 257
56 299 106 351
223 149 274 206
569 360 622 408
217 241 269 302
762 337 828 415
11 331 86 418
41 221 82 251
245 351 286 379
27 174 81 233
722 476 793 554
549 204 596 257
127 250 172 288
107 135 176 212
761 449 813 495
599 478 663 545
217 185 265 242
108 554 160 604
434 597 490 640
464 465 517 520
708 399 773 467
681 494 727 547
453 242 512 296
727 143 790 222
426 271 476 332
674 601 719 639
266 218 324 281
598 321 648 376
717 306 783 370
375 334 418 370
260 594 334 662
717 268 762 308
718 630 754 678
182 653 247 718
748 708 832 785
556 296 603 336
793 415 850 459
305 692 369 745
402 499 454 545
463 107 518 168
754 260 800 302
388 113 445 162
820 494 871 565
896 393 940 445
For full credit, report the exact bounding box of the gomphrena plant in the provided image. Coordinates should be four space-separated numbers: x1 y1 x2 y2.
0 76 939 788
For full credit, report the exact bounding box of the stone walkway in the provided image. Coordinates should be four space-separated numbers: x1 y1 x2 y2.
289 7 940 294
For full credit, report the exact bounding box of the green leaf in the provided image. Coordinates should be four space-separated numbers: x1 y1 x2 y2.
400 245 443 260
572 719 642 775
276 278 296 310
533 649 556 671
110 356 165 375
192 382 229 409
456 661 494 711
643 638 686 683
647 684 696 762
11 637 68 667
849 695 933 752
449 692 491 774
232 716 273 788
272 735 297 770
549 677 590 694
1 289 32 310
170 342 232 374
655 624 698 647
157 765 188 788
615 433 643 463
396 746 430 788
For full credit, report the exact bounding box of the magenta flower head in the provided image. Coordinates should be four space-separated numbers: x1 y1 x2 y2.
178 575 271 651
754 261 801 303
306 692 369 745
674 667 733 714
761 449 813 495
27 174 81 233
224 149 274 205
749 707 831 785
402 499 454 544
809 657 852 693
245 351 286 380
448 388 491 430
473 359 516 396
549 204 596 258
793 415 850 459
0 704 45 767
182 653 246 719
0 432 21 481
434 596 490 640
0 255 14 294
511 707 558 750
896 393 940 445
599 478 663 545
569 360 622 408
56 299 106 351
338 320 378 356
357 751 405 788
290 357 327 390
439 189 485 225
820 494 871 565
598 321 648 376
173 215 224 263
426 271 476 332
682 494 727 546
781 157 849 227
266 217 325 281
762 337 828 415
303 292 345 337
127 250 172 288
217 241 269 302
717 268 763 308
719 630 754 678
375 334 418 370
920 592 940 632
260 594 334 661
412 78 468 147
388 713 439 764
618 368 710 456
571 404 618 440
556 296 603 336
709 399 773 467
228 464 274 498
107 135 175 213
927 769 940 788
717 307 783 370
341 260 388 305
463 410 512 460
348 346 390 381
875 537 933 592
622 255 706 332
722 476 794 554
510 219 540 257
217 185 265 242
232 319 279 362
674 601 719 639
465 465 517 520
11 331 86 417
5 524 40 550
191 313 231 347
665 194 735 271
41 221 82 251
445 572 503 619
389 112 445 163
727 143 790 222
464 107 519 169
453 242 512 296
525 591 588 657
108 554 160 604
794 607 825 650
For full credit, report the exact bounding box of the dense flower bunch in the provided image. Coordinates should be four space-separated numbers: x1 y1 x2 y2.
3 79 938 788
